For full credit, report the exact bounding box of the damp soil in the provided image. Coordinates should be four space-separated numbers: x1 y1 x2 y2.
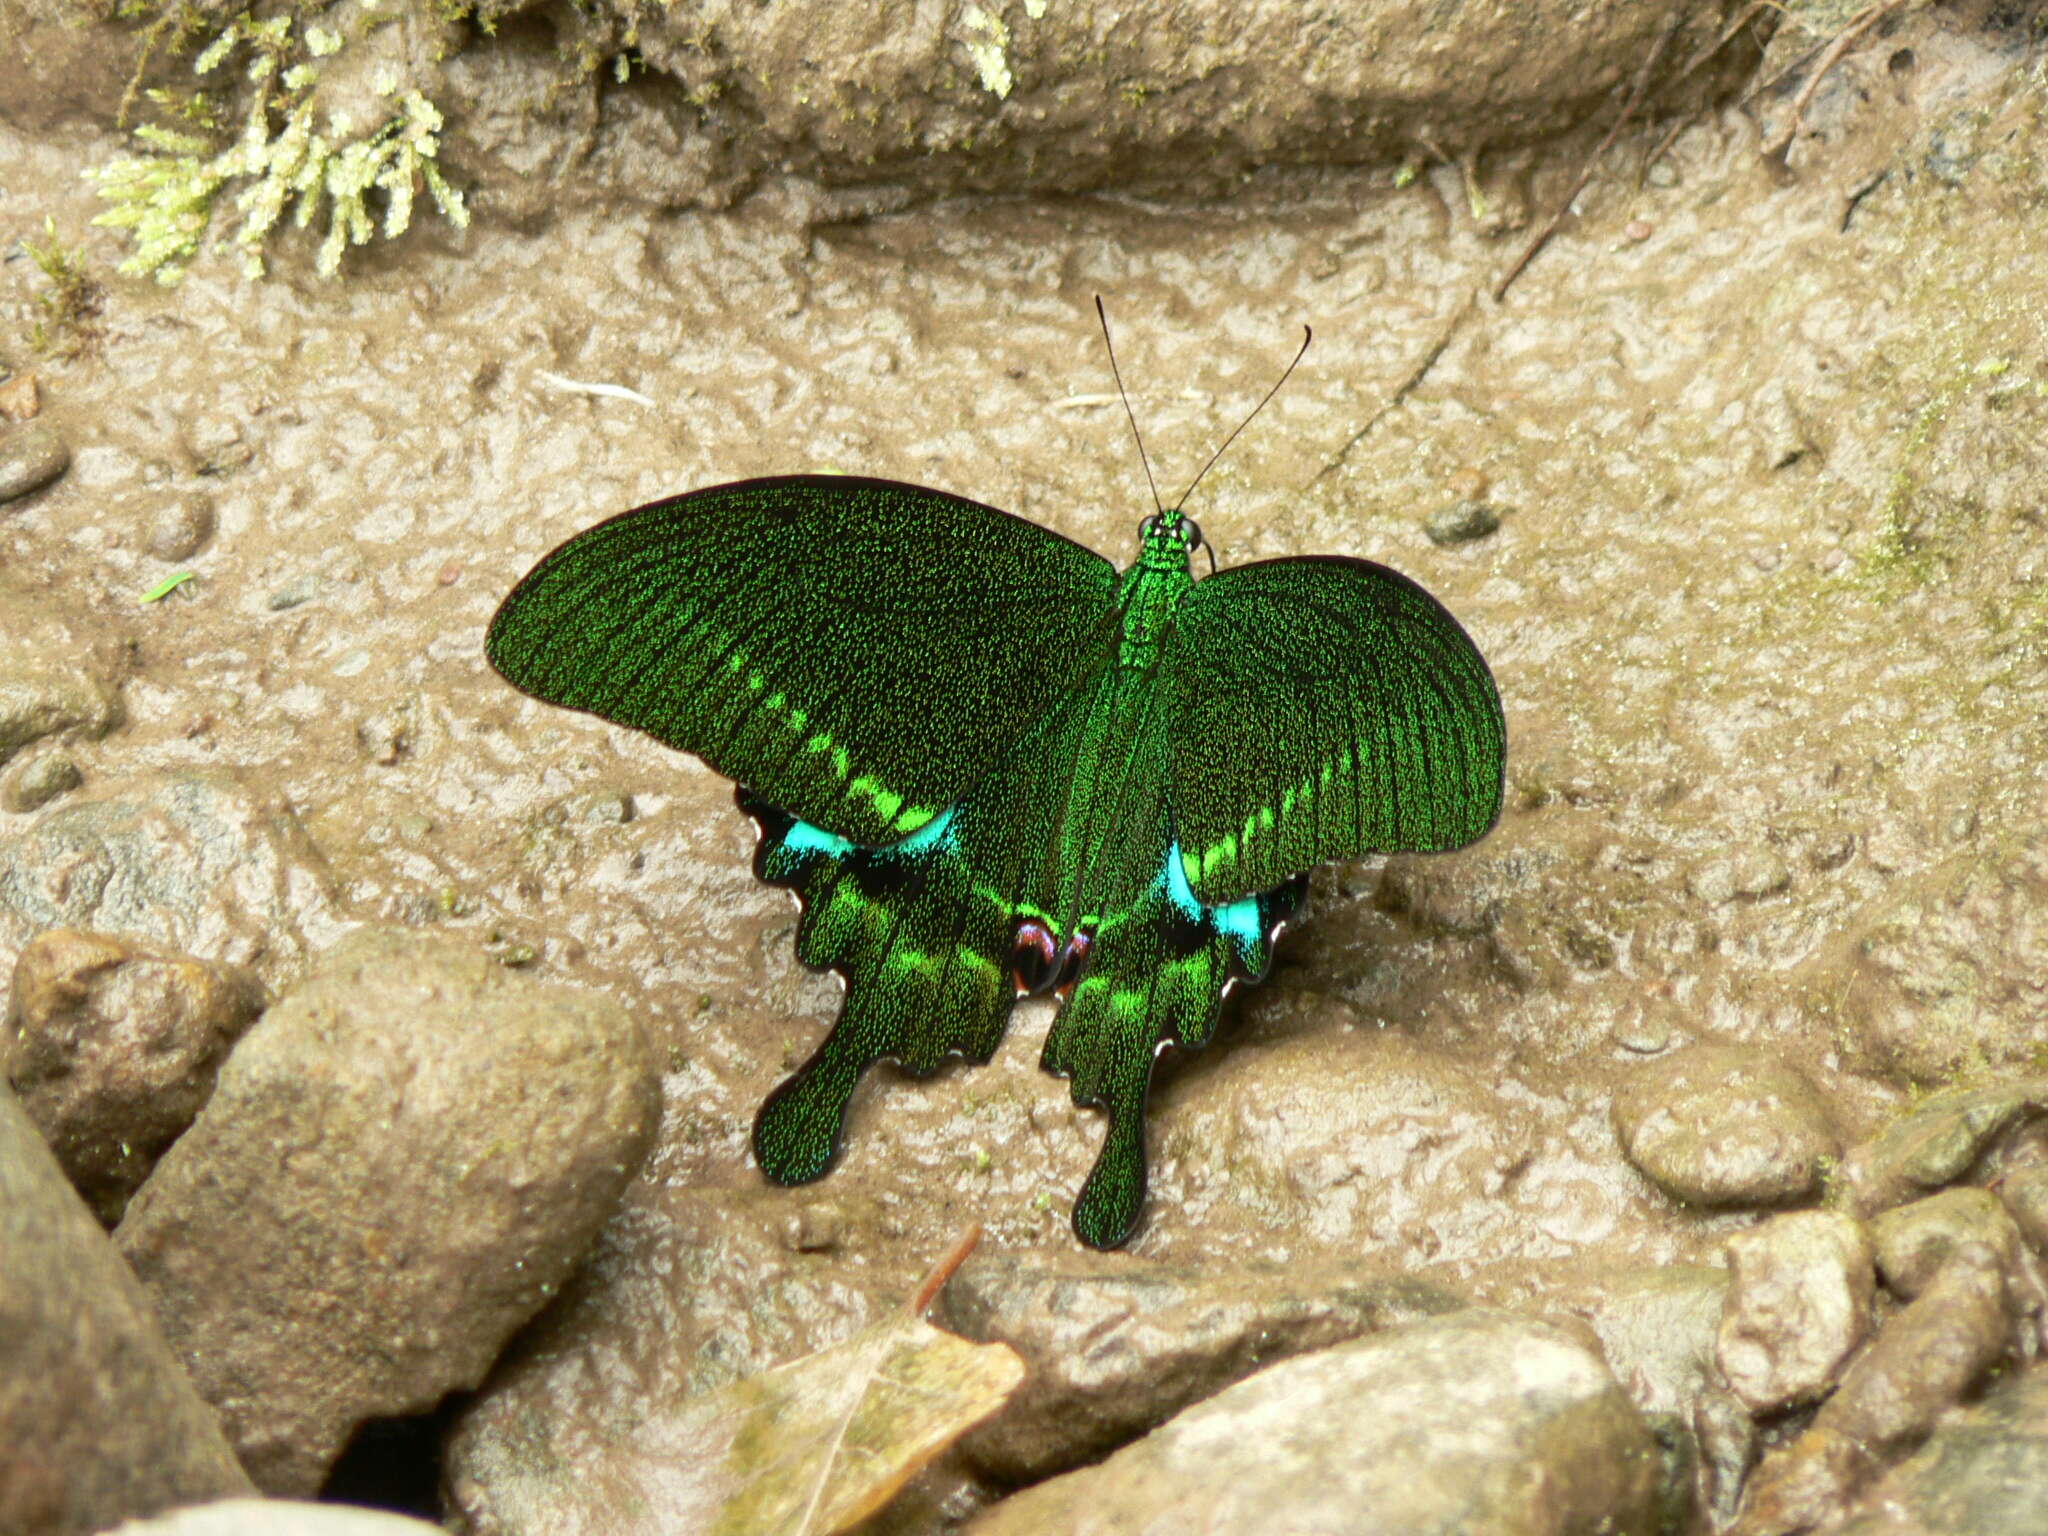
4 0 2047 1477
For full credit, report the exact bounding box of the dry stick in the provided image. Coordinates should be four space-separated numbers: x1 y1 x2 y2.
1761 0 1914 169
1493 14 1685 302
908 1224 984 1316
1312 289 1478 483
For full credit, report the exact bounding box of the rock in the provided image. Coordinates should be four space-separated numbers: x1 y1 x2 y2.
1839 1079 2048 1219
1717 1210 1876 1415
2 749 82 813
0 371 38 421
0 769 346 988
1836 838 2048 1081
5 928 266 1224
1873 1187 2048 1354
1550 1265 1753 1526
115 926 664 1494
266 574 321 611
447 1184 902 1532
2007 1164 2048 1256
1612 1045 1840 1207
0 607 122 769
1152 1024 1525 1252
143 493 217 562
105 1501 446 1534
1423 498 1503 546
0 420 69 504
1732 1242 2013 1536
1832 1359 2048 1536
436 2 1745 224
942 1253 1463 1483
1 1087 253 1535
966 1310 1662 1536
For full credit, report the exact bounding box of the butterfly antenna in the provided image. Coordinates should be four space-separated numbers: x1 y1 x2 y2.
1174 323 1312 511
1095 295 1164 517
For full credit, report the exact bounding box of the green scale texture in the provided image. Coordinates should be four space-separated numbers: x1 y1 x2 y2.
487 475 1505 1248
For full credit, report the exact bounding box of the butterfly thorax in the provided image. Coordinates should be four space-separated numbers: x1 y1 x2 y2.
1116 513 1196 671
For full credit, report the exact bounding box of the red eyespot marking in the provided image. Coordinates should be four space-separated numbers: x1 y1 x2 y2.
1053 930 1093 997
1013 920 1060 995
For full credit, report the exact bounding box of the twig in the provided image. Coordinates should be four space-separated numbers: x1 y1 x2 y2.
908 1224 984 1316
1494 14 1685 302
1761 0 1913 170
1313 289 1477 482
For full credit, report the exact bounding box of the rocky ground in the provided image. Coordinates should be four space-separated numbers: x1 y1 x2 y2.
6 0 2048 1532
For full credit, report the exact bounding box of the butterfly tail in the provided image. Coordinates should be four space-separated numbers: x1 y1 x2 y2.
1044 853 1306 1249
741 789 1016 1185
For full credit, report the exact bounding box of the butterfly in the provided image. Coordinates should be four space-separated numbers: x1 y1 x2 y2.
486 311 1506 1248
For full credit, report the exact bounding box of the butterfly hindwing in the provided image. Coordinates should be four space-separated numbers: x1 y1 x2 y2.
486 476 1120 847
1163 556 1506 905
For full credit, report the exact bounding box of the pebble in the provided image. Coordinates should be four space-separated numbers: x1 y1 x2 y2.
267 573 322 611
1 748 82 813
549 788 638 826
1 1088 253 1534
6 928 266 1224
2005 1164 2048 1256
1424 497 1503 546
1687 848 1791 906
0 371 40 420
144 493 217 562
965 1311 1662 1536
0 420 69 504
0 619 122 768
1716 1210 1875 1415
116 925 663 1494
944 1252 1463 1483
1611 1044 1840 1207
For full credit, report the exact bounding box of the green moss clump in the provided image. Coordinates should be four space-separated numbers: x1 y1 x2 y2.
87 6 469 283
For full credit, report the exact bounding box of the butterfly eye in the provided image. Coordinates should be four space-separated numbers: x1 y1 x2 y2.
1139 515 1159 540
1181 517 1203 551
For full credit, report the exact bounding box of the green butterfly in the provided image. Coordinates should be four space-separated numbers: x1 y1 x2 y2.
487 330 1505 1250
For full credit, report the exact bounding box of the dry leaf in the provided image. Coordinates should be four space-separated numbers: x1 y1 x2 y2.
535 1226 1023 1536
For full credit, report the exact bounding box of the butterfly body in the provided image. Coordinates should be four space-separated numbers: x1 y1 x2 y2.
489 476 1503 1249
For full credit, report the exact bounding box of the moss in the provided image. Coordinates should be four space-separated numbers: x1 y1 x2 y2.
86 3 469 283
24 217 105 356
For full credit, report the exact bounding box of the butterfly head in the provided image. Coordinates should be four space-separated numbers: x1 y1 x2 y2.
1138 508 1204 571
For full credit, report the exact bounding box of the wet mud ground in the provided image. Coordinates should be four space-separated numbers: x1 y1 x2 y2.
4 5 2048 1524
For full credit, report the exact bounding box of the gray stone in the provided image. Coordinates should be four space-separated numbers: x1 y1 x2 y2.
1 749 81 813
0 421 69 503
943 1253 1463 1483
1612 1044 1840 1207
116 926 664 1494
1839 1079 2048 1218
1833 1360 2048 1535
1717 1210 1876 1415
966 1310 1662 1536
106 1501 445 1534
0 770 346 988
6 928 266 1225
1550 1265 1751 1531
1424 498 1503 546
0 1087 253 1536
266 574 321 611
2007 1164 2048 1256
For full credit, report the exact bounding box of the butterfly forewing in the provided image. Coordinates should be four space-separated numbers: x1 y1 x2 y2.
1163 556 1506 905
486 475 1121 846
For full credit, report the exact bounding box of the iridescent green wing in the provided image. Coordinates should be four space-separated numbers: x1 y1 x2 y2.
486 476 1120 845
1165 557 1505 905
